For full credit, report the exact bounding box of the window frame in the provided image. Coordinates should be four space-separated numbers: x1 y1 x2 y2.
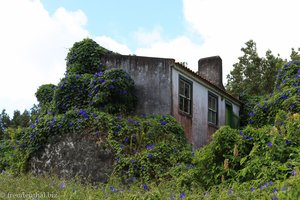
208 92 218 125
178 75 193 116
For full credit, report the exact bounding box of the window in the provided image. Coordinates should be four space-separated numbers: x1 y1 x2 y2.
179 76 192 115
208 93 218 125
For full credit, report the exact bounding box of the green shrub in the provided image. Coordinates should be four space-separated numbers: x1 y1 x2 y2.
249 61 300 126
108 114 192 183
35 84 56 114
53 74 93 113
89 69 137 114
66 38 108 75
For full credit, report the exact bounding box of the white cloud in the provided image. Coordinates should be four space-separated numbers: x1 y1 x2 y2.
133 26 163 46
95 36 132 55
0 0 90 116
135 36 202 70
183 0 300 79
135 0 300 86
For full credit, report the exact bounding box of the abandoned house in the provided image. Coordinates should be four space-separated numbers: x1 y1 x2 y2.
102 54 241 148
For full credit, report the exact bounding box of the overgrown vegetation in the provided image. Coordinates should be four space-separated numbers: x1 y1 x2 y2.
1 39 300 199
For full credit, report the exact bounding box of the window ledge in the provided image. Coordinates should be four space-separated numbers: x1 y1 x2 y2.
208 122 219 129
178 110 192 118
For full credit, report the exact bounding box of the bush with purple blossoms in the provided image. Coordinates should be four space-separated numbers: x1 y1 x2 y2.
89 68 137 114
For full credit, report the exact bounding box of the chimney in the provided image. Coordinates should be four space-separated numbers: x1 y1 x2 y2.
198 56 225 90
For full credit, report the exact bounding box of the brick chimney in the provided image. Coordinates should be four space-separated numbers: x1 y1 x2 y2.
198 56 225 90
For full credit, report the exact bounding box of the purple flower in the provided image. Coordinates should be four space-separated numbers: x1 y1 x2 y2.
272 195 278 200
260 183 268 190
248 136 253 141
228 187 233 194
250 187 255 192
268 142 273 147
180 192 185 199
286 140 291 145
249 111 254 117
298 68 300 75
117 114 121 120
291 169 297 176
148 154 153 159
143 184 149 191
110 186 117 192
78 109 89 119
170 193 175 200
60 183 65 189
1 170 4 175
120 145 125 149
123 137 129 143
272 188 278 193
160 120 167 125
146 144 154 149
30 124 36 129
95 72 103 77
117 125 121 130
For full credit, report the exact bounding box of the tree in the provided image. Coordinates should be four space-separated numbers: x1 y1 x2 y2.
260 50 284 95
10 110 30 128
226 40 283 96
290 48 300 61
0 109 10 138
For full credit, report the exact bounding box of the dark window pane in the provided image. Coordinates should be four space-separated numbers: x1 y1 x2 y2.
184 83 190 98
179 80 184 95
179 96 184 111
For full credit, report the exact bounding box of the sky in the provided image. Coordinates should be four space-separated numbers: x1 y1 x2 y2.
1 0 300 117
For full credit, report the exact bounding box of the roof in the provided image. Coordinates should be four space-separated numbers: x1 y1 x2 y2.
174 62 242 105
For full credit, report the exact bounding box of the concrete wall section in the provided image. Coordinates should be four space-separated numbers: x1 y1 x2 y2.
102 55 175 115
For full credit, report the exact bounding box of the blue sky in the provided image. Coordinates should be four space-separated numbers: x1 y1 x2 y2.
42 0 188 50
0 0 300 117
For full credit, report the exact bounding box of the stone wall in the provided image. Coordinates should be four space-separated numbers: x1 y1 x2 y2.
29 132 114 184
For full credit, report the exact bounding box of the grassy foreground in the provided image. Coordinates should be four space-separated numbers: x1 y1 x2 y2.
1 172 300 200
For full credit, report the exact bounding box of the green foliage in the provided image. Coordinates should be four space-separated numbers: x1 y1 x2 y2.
108 114 191 183
226 40 284 96
66 38 109 75
89 69 137 114
249 61 300 126
172 126 241 189
239 94 262 127
35 84 56 113
173 112 300 192
53 74 93 113
0 109 10 138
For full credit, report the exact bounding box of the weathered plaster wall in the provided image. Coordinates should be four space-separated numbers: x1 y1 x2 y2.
29 133 114 184
172 65 241 148
102 55 174 115
172 68 208 148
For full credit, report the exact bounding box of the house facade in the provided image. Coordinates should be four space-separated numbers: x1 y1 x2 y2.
102 54 241 148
